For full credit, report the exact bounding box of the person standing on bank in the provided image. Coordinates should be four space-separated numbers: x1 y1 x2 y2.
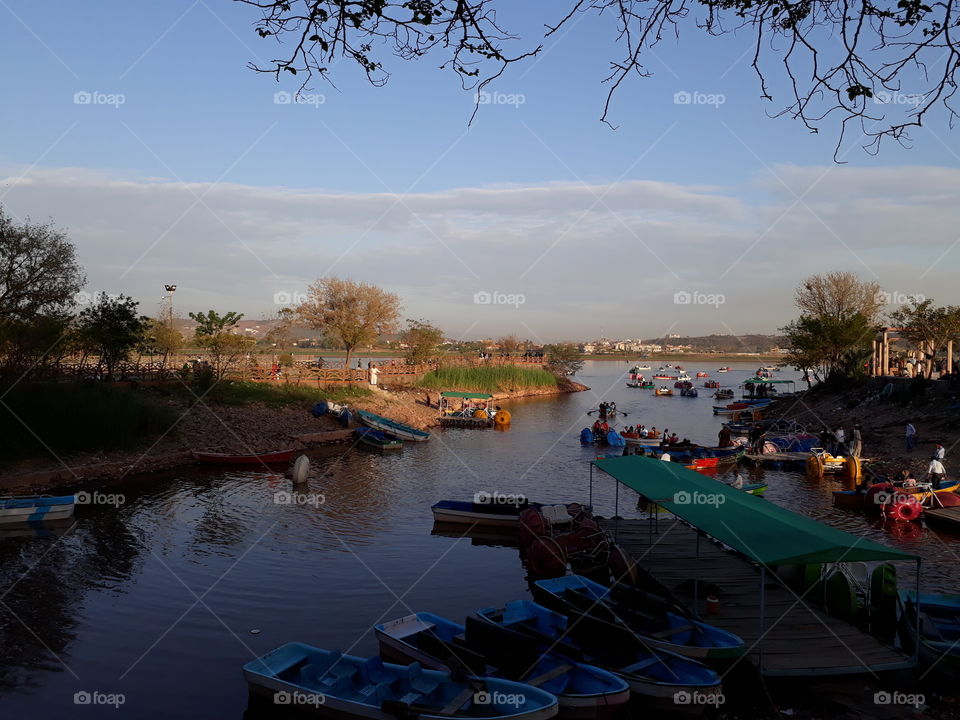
905 422 917 452
850 424 862 458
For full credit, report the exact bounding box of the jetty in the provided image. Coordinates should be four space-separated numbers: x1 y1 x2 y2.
591 455 919 677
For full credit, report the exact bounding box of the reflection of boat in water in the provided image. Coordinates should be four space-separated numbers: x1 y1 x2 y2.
430 521 520 548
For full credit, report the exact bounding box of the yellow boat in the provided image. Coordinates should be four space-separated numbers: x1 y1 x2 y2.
806 449 862 481
654 387 673 396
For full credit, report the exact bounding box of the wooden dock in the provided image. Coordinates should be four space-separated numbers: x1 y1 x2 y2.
924 506 960 531
601 517 914 677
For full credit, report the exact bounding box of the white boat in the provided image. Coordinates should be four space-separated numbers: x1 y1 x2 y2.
0 495 76 527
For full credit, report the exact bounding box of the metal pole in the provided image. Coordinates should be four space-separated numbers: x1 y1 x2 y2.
759 567 766 672
589 463 593 508
694 532 700 610
614 474 620 540
915 558 922 665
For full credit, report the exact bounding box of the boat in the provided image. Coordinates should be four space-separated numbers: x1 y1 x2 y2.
243 642 559 720
712 399 773 415
431 500 586 528
357 409 431 442
375 613 630 719
654 387 673 397
625 381 654 389
193 449 296 465
679 387 698 398
475 601 722 701
531 575 746 660
713 389 734 399
717 367 731 373
676 373 692 382
355 427 403 451
0 495 76 527
652 374 676 381
695 372 709 378
898 591 960 678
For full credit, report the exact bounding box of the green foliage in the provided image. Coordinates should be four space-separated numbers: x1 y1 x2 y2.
278 352 294 367
781 313 874 384
402 318 445 364
419 364 558 393
890 298 960 378
544 343 583 376
75 293 149 375
205 381 372 407
188 309 250 380
0 314 73 379
189 309 244 335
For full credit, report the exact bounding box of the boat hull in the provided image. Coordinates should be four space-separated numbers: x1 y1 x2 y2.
357 409 430 442
0 495 76 526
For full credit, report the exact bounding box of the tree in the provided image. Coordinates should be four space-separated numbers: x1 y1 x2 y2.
402 319 445 364
141 318 183 367
781 313 875 384
890 299 960 378
0 207 84 322
238 1 960 153
188 310 250 381
262 307 297 351
76 294 149 377
297 277 401 370
498 335 521 355
544 343 584 377
795 272 883 324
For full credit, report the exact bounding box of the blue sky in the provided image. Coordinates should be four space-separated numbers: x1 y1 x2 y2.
1 1 958 340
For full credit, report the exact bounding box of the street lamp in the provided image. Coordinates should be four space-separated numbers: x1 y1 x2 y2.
163 284 176 329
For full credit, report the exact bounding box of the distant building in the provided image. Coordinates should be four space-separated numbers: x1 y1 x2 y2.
581 343 596 354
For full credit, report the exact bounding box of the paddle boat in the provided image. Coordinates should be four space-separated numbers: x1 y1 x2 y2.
532 575 746 660
355 427 403 451
695 372 709 378
625 380 654 389
194 449 296 465
357 409 430 442
703 380 720 388
713 389 734 399
898 591 960 678
679 387 698 398
805 449 861 480
0 495 76 527
243 643 559 720
474 601 722 701
717 367 731 373
431 500 587 528
653 387 673 397
375 613 630 719
712 399 773 415
652 374 676 381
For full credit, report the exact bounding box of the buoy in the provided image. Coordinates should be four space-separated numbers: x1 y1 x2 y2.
494 409 512 425
291 454 310 485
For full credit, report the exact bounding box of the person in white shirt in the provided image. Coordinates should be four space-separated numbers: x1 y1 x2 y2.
834 426 846 455
928 459 947 487
932 443 945 461
905 422 917 452
660 452 672 462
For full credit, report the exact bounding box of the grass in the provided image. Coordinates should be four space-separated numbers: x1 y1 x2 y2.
205 381 373 408
418 364 559 394
0 382 178 466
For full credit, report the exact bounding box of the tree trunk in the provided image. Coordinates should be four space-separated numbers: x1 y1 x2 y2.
344 347 354 375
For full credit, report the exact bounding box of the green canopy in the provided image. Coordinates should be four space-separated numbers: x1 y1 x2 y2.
593 456 916 566
440 391 493 400
744 377 795 384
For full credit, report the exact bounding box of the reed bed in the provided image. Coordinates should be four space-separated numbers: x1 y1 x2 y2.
418 365 558 393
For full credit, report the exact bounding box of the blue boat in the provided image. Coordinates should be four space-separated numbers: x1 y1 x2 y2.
375 613 630 719
355 427 404 451
605 431 625 448
474 601 721 701
898 591 960 678
0 494 75 527
532 575 746 660
243 642 559 720
579 428 594 445
356 409 430 442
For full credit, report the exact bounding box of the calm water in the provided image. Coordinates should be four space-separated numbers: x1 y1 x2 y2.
1 361 957 718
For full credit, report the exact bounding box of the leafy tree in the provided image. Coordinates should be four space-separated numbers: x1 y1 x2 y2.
890 299 960 378
189 310 245 336
188 310 250 381
544 343 584 377
781 313 874 385
0 315 74 379
795 272 883 324
298 277 401 370
76 294 149 377
263 307 296 350
237 0 960 152
402 319 445 364
498 335 521 355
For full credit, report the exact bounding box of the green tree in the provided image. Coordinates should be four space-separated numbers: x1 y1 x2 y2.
188 310 250 381
544 343 584 377
189 310 244 336
402 319 445 364
76 294 149 377
781 314 874 385
298 277 401 370
890 299 960 378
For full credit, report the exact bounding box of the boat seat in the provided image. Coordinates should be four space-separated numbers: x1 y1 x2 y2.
439 686 476 715
524 663 572 687
621 655 662 674
652 624 694 639
541 505 572 526
402 662 439 699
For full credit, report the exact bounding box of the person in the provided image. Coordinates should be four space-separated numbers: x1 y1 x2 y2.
270 362 280 380
357 359 362 369
718 426 733 448
669 433 679 445
850 424 862 458
905 422 917 452
932 443 945 461
599 420 610 434
592 419 603 434
818 427 833 452
638 425 648 438
834 426 846 456
369 365 379 386
732 470 745 489
660 451 672 462
928 458 947 487
903 472 918 488
648 426 659 438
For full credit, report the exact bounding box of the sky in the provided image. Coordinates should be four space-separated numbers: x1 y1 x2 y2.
0 1 958 342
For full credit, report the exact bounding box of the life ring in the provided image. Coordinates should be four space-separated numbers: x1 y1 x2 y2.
527 536 566 578
884 497 922 523
472 409 488 419
494 410 511 425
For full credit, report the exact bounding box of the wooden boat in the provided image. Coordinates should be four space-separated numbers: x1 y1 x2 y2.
0 495 76 527
375 613 630 719
532 575 746 660
712 400 772 415
355 427 403 451
695 372 709 378
713 389 734 399
474 601 722 701
653 387 673 396
243 642 559 720
652 374 676 381
193 449 296 465
357 409 430 442
898 591 960 678
430 500 585 528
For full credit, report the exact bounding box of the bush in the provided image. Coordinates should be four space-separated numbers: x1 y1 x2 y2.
205 381 372 408
279 353 294 367
419 365 558 393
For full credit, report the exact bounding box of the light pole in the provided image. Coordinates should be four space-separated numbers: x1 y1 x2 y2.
163 284 177 330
